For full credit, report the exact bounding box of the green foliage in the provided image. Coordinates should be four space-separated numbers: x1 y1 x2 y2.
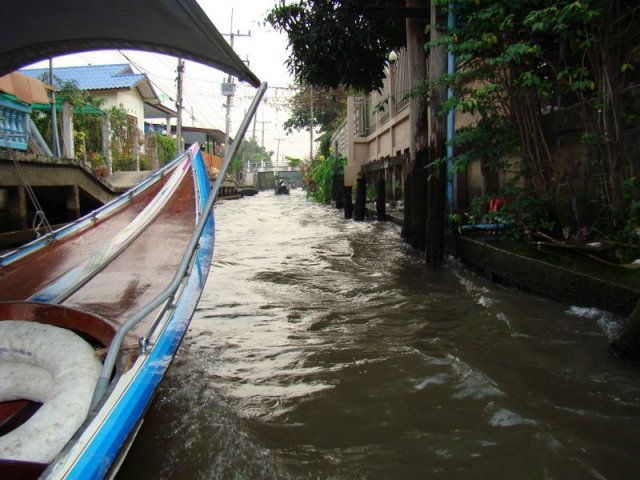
31 79 106 160
108 105 137 170
283 86 347 134
231 137 271 174
589 177 640 262
608 205 640 263
153 132 176 166
304 152 345 204
266 0 406 91
366 184 376 201
286 156 303 168
437 0 639 245
468 181 556 239
317 131 332 159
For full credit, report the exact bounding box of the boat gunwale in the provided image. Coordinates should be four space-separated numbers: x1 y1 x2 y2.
40 145 215 480
1 83 267 479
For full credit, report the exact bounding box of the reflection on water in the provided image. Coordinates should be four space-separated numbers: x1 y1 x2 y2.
118 190 640 479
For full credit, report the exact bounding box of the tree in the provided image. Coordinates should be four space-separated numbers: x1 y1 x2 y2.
304 152 346 203
283 86 347 134
230 137 271 175
286 156 304 168
32 78 106 163
107 104 137 171
523 0 640 228
442 0 640 234
267 0 406 91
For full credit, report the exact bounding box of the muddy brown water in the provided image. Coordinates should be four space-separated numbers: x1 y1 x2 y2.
117 190 640 480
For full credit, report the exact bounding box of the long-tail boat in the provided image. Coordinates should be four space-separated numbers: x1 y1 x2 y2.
0 1 266 478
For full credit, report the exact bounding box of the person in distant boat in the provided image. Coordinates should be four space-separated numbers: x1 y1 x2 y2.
276 178 289 194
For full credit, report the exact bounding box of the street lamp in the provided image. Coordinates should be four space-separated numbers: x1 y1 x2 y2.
387 51 397 116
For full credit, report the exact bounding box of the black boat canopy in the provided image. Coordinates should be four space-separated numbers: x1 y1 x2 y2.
0 0 260 87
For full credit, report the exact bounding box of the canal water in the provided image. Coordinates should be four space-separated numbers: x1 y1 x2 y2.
118 190 640 479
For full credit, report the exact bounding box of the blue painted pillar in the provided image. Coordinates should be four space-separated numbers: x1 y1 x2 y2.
446 3 456 214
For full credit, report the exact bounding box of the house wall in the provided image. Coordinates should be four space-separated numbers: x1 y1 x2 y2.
96 90 145 131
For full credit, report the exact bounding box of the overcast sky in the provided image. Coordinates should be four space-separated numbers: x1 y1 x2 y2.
27 0 312 162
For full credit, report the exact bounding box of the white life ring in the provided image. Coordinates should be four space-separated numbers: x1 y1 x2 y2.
0 320 102 464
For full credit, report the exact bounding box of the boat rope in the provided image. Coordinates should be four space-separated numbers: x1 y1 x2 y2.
2 134 54 237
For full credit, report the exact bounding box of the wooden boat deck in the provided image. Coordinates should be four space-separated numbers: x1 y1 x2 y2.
65 174 197 339
0 179 165 303
0 163 197 341
0 158 201 477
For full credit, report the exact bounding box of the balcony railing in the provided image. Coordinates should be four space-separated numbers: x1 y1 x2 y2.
394 48 410 112
352 48 411 139
0 95 31 150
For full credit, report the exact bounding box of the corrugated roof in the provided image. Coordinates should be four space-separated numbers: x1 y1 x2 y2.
20 64 145 91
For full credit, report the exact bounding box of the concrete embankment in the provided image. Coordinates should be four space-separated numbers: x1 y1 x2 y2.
365 205 639 317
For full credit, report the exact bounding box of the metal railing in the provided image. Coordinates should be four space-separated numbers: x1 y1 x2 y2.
90 82 268 409
394 48 410 112
0 95 30 150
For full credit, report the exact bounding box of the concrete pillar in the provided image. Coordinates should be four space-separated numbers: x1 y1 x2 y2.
61 101 74 159
9 186 27 230
354 177 366 221
344 186 353 219
133 128 140 171
345 97 358 188
376 178 386 221
102 115 112 174
66 185 80 221
145 131 158 171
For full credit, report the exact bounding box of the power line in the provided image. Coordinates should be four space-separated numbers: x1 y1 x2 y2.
118 51 175 102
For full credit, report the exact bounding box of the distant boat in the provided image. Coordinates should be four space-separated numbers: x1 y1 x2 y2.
275 178 290 195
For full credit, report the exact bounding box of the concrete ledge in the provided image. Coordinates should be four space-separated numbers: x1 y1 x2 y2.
449 234 640 317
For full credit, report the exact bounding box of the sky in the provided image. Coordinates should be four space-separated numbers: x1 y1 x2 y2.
26 0 312 163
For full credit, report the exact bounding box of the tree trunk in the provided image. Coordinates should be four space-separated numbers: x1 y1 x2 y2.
425 3 448 267
403 0 429 251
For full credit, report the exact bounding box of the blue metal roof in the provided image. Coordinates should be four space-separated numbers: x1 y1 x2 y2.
20 64 145 91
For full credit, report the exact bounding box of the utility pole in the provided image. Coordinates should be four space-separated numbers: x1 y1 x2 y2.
175 58 185 155
275 137 285 166
255 118 271 148
221 9 251 156
309 85 314 161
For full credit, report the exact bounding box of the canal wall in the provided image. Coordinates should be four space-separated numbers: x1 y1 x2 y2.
449 234 639 317
364 204 639 317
